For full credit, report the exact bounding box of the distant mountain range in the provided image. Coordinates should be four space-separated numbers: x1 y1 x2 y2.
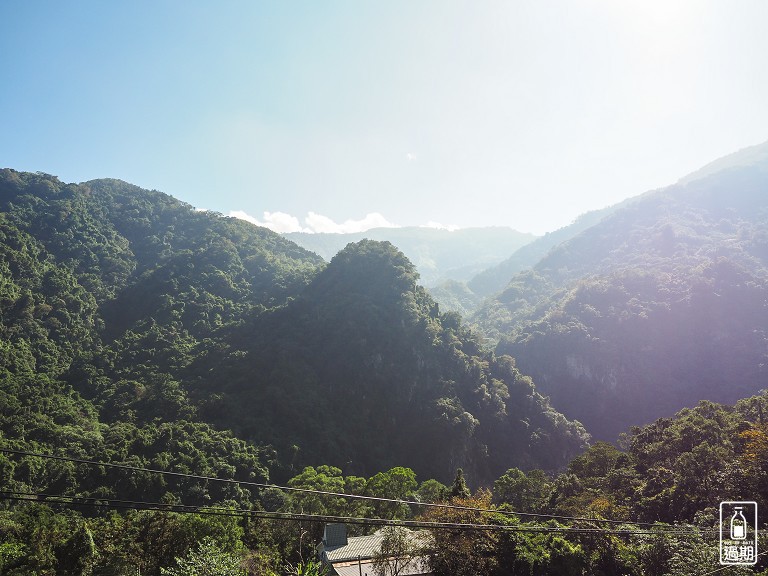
284 226 535 288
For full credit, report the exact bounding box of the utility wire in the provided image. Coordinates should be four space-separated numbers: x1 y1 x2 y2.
0 447 688 530
0 489 719 536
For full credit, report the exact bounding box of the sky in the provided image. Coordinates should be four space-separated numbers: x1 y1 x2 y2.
1 1 768 235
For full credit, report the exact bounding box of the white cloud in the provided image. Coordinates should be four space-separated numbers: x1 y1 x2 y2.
230 210 399 234
305 211 398 234
229 210 310 233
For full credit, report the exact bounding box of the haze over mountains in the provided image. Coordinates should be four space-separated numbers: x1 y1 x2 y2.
3 140 768 574
478 140 768 440
278 140 768 443
2 141 767 468
285 226 535 288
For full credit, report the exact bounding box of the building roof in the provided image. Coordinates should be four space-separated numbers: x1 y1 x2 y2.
319 526 433 576
330 557 431 576
324 531 386 563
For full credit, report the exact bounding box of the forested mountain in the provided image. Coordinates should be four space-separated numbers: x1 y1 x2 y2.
284 226 535 287
430 207 619 317
0 169 586 493
0 169 324 505
182 239 588 482
475 141 768 441
5 158 768 574
466 205 618 298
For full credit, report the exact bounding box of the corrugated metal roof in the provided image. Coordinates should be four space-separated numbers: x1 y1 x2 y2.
322 527 433 566
325 531 384 562
331 558 432 576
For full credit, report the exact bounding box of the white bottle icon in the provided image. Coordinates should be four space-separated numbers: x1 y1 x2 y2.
731 506 747 540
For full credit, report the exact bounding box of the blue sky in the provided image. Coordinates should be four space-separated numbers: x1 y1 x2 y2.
2 1 768 235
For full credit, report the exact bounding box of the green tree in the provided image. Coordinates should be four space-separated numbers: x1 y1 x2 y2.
420 490 498 576
493 467 550 511
56 521 97 576
449 468 470 499
415 478 448 504
285 559 328 576
373 526 429 576
160 537 244 576
365 467 418 519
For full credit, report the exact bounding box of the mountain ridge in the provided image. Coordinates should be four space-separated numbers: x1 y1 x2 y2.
0 168 587 487
474 157 768 441
284 225 536 288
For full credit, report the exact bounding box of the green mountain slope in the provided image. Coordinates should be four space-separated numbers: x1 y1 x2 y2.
0 169 586 489
0 169 322 506
467 206 618 298
185 239 588 482
475 149 768 441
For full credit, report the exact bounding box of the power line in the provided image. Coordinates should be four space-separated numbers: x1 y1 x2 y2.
0 450 754 573
0 489 718 536
0 447 686 530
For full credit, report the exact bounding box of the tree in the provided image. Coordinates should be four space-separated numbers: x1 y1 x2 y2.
372 526 428 576
449 468 470 499
420 490 498 576
416 478 448 504
160 537 244 576
365 467 418 519
56 521 97 576
285 559 328 576
493 468 550 511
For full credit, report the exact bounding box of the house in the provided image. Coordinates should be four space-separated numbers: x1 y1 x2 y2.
317 523 434 576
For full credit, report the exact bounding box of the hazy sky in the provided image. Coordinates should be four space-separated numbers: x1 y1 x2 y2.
2 1 767 235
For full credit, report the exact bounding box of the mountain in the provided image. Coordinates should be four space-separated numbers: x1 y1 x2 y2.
430 207 620 318
0 169 586 489
466 206 619 298
678 139 768 186
474 142 768 441
180 239 589 481
284 226 535 288
0 169 319 508
5 160 768 574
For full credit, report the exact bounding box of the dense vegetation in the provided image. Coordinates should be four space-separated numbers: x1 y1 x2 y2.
185 239 587 482
418 391 768 575
3 158 768 574
4 390 768 574
0 169 590 573
467 206 618 298
477 161 768 440
0 169 586 485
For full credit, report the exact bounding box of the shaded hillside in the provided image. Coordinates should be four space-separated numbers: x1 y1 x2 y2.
284 226 535 287
547 391 768 524
478 156 768 441
427 279 486 319
0 169 586 488
467 206 618 298
180 240 589 482
431 206 618 318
